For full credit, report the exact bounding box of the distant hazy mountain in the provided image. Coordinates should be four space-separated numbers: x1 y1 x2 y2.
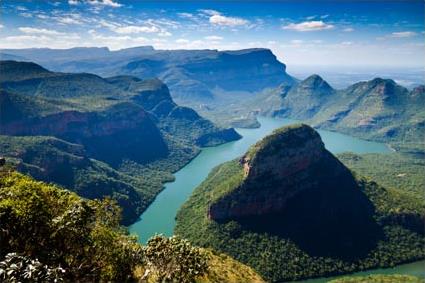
176 124 425 282
0 60 240 224
0 47 296 105
259 75 425 152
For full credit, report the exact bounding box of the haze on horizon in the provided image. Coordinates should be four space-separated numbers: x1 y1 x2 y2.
0 0 424 70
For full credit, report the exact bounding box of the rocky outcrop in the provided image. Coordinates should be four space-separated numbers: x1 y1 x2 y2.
0 102 168 166
208 124 379 257
208 124 374 228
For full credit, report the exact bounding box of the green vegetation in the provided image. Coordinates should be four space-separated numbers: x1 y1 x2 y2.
142 235 208 283
0 253 65 282
0 170 143 281
0 170 265 282
338 152 425 197
328 274 425 283
175 158 425 282
0 61 240 224
245 75 425 153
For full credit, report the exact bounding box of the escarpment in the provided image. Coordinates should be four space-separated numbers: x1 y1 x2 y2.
208 124 373 222
207 124 379 257
0 102 168 166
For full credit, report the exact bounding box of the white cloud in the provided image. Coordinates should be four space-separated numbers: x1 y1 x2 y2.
18 27 65 36
57 17 83 25
0 24 3 29
343 27 354 32
390 31 417 38
16 6 27 11
112 25 159 34
69 0 122 8
341 41 353 45
19 12 33 18
283 21 334 32
290 39 304 45
176 38 190 44
37 14 49 20
204 35 223 41
209 14 249 27
158 31 172 37
178 12 195 19
89 33 149 49
199 9 220 16
88 0 122 8
98 19 118 29
0 34 81 49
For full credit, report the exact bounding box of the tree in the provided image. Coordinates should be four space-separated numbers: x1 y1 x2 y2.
143 235 208 283
0 253 65 283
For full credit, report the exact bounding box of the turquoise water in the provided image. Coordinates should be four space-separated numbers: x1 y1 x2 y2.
129 116 424 281
129 117 390 242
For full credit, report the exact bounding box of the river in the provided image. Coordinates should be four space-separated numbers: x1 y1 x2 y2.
129 116 424 281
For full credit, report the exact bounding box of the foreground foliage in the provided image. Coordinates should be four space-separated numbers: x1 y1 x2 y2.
0 170 263 282
143 235 208 283
0 171 143 281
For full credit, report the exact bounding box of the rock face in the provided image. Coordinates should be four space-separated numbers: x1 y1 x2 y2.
208 124 378 256
0 102 168 166
209 125 327 220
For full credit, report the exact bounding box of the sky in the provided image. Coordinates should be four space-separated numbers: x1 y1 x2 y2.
0 0 424 68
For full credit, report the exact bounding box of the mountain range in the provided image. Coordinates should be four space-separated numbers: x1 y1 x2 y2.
0 60 240 224
0 46 296 105
254 74 425 153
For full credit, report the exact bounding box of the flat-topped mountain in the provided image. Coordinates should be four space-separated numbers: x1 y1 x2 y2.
176 124 425 282
0 47 296 105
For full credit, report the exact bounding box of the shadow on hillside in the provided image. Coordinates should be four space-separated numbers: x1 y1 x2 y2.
236 183 384 261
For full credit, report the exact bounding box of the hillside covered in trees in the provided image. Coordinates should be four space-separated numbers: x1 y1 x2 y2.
0 60 240 224
176 125 425 282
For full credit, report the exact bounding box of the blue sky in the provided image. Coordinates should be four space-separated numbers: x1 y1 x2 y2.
0 1 424 68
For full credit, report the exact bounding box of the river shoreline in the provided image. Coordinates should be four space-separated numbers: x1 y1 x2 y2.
128 116 423 281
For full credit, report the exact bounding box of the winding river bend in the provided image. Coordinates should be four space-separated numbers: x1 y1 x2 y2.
129 116 424 281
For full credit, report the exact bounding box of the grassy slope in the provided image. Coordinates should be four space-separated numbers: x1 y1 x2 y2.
175 160 425 282
196 249 265 283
